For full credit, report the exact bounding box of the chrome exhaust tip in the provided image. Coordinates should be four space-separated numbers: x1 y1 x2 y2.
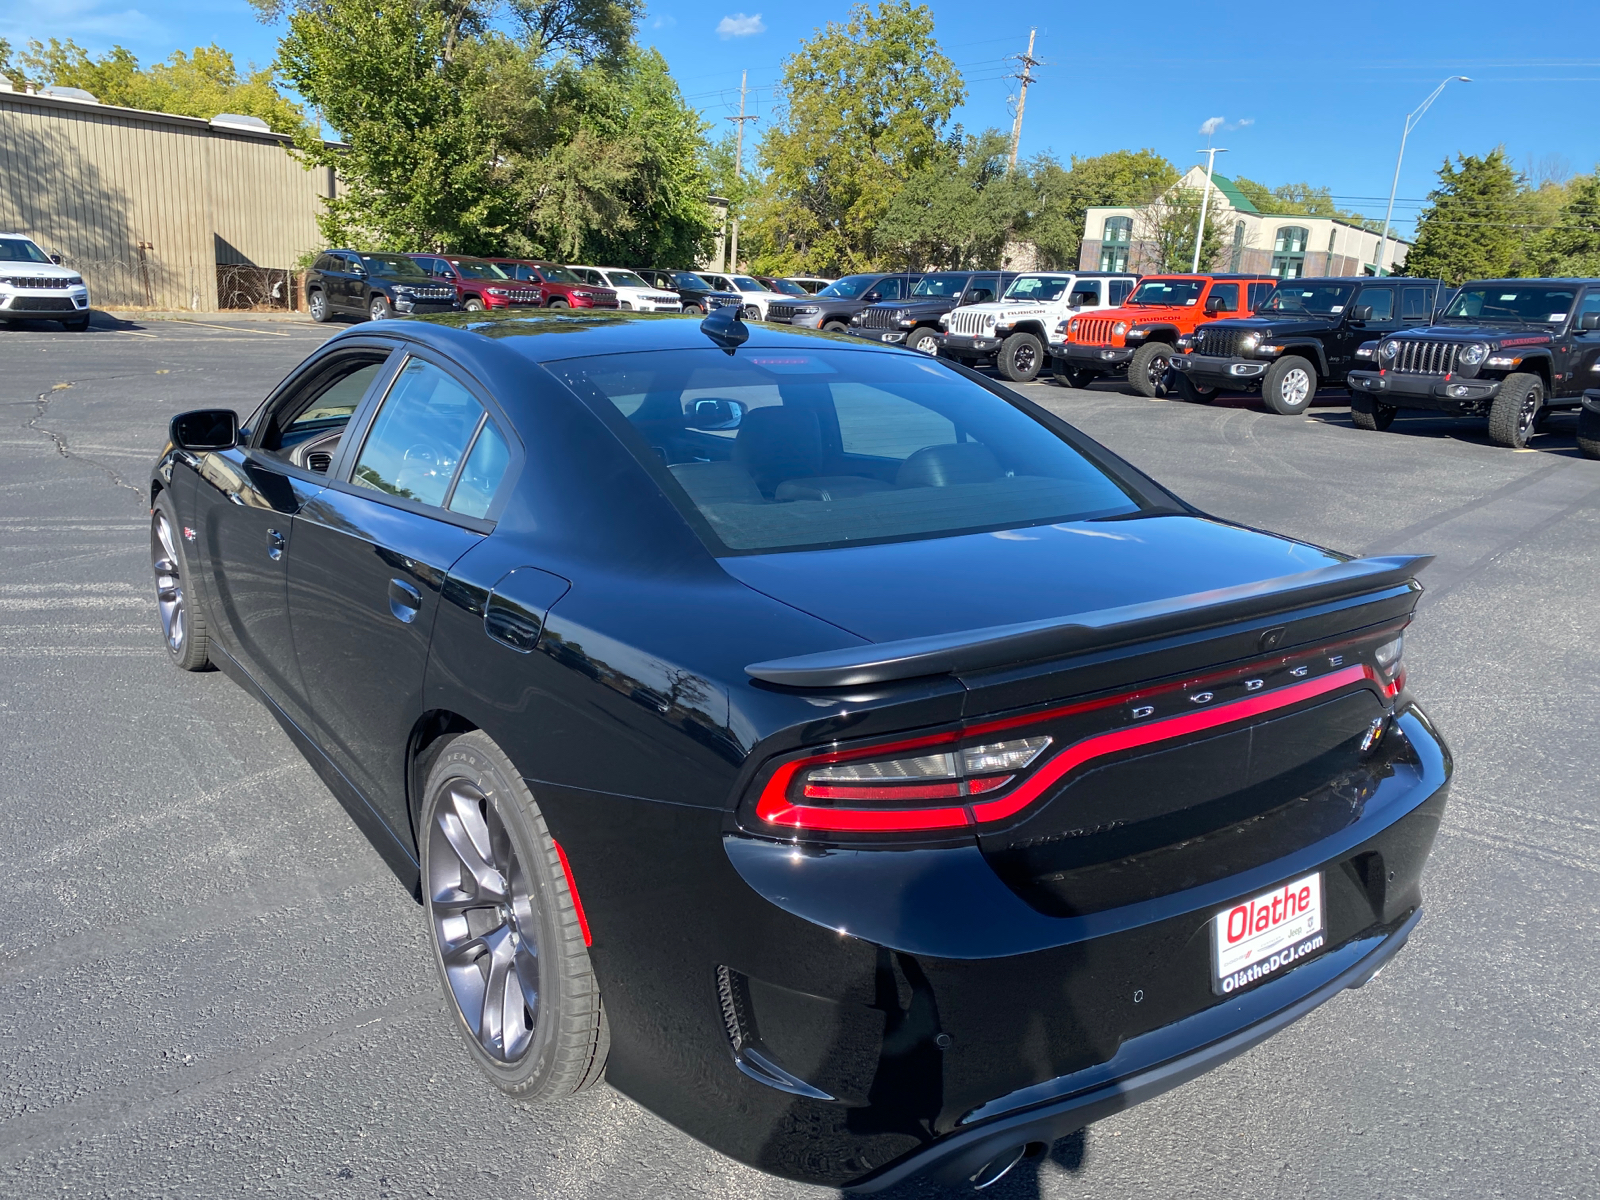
970 1141 1046 1190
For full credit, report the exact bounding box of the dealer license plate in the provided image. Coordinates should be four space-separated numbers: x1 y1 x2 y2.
1211 872 1325 996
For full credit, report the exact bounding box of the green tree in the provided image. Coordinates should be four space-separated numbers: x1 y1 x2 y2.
1142 185 1230 273
9 38 307 133
1526 171 1600 277
1232 176 1379 231
877 130 1031 269
1022 149 1179 268
753 0 965 274
1401 149 1522 284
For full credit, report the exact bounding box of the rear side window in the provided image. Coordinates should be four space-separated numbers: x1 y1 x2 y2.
352 359 485 510
313 254 336 272
554 348 1145 554
449 421 511 519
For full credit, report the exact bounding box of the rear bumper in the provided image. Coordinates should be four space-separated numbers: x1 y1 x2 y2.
551 703 1451 1190
1347 369 1503 412
1171 352 1266 387
848 907 1421 1191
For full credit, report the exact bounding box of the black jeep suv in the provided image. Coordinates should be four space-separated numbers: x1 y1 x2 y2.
1169 277 1447 414
305 251 460 323
845 270 1014 354
772 272 924 330
635 269 741 314
1347 279 1600 448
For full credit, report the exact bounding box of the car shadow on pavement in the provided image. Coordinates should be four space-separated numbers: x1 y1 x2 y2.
840 1130 1088 1199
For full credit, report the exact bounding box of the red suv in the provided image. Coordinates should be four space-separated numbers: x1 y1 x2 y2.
486 259 619 309
406 254 542 311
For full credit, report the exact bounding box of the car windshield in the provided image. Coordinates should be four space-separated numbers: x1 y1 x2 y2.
455 261 509 280
912 273 971 297
1440 286 1577 325
1126 280 1203 306
554 348 1144 554
731 276 766 291
816 275 880 299
604 270 650 288
1256 284 1357 316
0 237 51 263
359 254 429 279
1003 276 1071 302
769 278 808 295
674 272 712 290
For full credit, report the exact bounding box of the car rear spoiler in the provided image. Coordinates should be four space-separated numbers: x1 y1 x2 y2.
744 554 1432 688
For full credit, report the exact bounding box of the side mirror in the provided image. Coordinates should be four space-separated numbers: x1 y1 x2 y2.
49 253 63 264
686 398 746 430
1205 295 1234 314
1350 304 1374 322
1431 308 1445 324
862 291 882 303
170 408 239 453
1579 312 1600 332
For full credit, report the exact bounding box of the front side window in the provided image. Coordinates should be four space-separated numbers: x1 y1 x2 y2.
554 348 1144 554
1207 283 1240 313
1441 286 1577 325
1572 289 1600 328
1248 281 1275 309
0 237 51 264
1354 286 1394 320
258 357 388 467
1256 283 1357 317
352 359 486 509
1070 281 1102 307
1401 286 1434 321
872 278 905 300
965 275 1000 304
1004 276 1072 302
1126 279 1204 307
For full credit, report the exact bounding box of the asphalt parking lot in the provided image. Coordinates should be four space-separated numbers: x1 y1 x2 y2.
2 312 1597 1199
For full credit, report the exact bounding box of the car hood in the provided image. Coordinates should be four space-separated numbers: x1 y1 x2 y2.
1203 315 1337 337
720 513 1342 644
1402 324 1554 344
1 262 81 282
1092 303 1202 324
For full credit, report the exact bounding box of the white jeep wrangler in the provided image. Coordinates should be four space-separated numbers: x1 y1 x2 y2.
0 233 91 331
938 271 1136 382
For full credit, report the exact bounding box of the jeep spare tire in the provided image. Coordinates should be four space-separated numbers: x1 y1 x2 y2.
1262 356 1318 416
998 331 1044 382
1128 341 1173 398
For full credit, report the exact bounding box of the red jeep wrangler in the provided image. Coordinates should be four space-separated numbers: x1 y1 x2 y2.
1050 274 1277 396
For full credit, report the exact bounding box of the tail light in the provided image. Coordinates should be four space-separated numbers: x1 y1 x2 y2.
747 627 1411 837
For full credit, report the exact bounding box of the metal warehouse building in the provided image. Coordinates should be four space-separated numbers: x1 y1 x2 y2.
0 84 337 311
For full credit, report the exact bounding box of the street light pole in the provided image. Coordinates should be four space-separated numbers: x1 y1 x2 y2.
1191 146 1227 273
1374 75 1470 277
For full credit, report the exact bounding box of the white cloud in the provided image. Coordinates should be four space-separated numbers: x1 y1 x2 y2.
1200 115 1254 136
716 12 766 38
652 12 676 28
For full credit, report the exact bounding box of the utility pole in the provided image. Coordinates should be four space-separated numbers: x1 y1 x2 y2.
725 70 758 271
1006 29 1039 173
1191 145 1228 273
1375 75 1470 277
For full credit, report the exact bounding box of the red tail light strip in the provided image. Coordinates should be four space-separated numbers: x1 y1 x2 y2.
755 663 1392 834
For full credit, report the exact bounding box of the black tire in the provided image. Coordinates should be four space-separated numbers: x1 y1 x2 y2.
419 730 609 1102
1050 364 1096 389
308 288 330 323
62 314 91 331
1127 341 1173 398
907 327 942 355
998 331 1044 382
1578 405 1600 460
1172 372 1218 404
1350 391 1398 431
1261 355 1318 416
823 319 850 333
1487 373 1543 449
740 304 760 321
151 491 211 672
369 294 393 321
683 303 703 315
463 297 485 312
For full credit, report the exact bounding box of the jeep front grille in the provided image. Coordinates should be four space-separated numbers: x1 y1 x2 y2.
767 303 799 321
1194 327 1251 358
1073 318 1115 346
1392 340 1459 376
5 276 80 290
947 310 992 336
860 308 901 330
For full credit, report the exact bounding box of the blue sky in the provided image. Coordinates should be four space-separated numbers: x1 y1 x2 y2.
4 0 1598 238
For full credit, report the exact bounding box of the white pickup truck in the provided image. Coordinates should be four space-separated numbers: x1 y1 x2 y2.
938 271 1137 382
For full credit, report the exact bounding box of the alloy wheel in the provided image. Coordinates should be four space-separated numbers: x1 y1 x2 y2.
1145 352 1170 392
308 291 326 321
427 781 541 1063
1012 343 1037 375
911 331 940 355
1281 368 1311 407
1517 386 1541 442
151 511 186 654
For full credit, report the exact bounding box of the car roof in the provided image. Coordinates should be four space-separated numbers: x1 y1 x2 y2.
1456 277 1600 286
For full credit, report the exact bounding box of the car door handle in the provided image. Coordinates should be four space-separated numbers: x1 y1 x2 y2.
267 528 286 560
388 578 422 624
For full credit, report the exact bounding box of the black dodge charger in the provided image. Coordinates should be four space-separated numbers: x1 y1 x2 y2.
149 308 1450 1191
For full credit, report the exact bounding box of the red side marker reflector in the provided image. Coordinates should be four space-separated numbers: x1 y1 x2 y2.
552 839 593 947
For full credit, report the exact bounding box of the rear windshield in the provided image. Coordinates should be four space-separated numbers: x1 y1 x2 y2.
1004 276 1072 302
1127 279 1203 306
553 348 1144 554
